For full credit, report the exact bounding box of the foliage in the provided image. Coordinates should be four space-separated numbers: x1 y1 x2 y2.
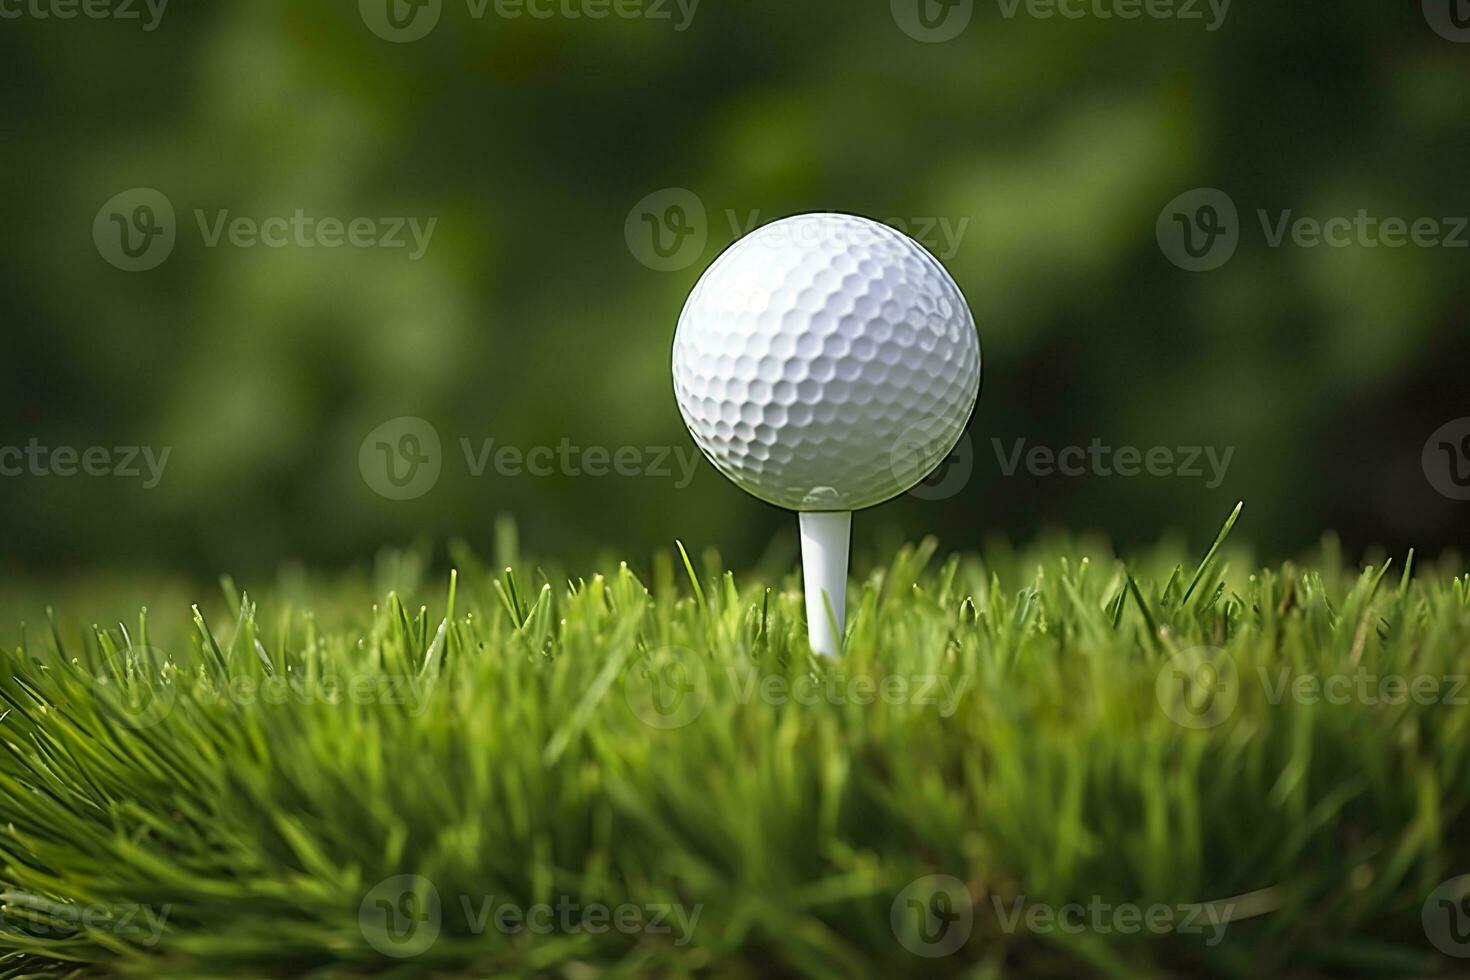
2 509 1469 977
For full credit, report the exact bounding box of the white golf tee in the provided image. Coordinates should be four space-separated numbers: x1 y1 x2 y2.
798 511 851 657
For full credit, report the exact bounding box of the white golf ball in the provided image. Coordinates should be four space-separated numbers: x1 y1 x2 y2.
672 213 981 511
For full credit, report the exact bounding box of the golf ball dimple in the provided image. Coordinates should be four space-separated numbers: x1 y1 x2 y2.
673 213 981 511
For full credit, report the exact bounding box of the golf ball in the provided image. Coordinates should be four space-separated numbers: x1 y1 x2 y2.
672 213 981 511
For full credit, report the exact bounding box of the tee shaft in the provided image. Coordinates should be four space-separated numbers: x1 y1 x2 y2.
798 511 851 657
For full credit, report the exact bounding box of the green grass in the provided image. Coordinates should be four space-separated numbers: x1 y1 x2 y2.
3 506 1470 978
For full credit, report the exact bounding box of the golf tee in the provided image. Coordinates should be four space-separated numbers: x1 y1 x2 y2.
798 510 851 657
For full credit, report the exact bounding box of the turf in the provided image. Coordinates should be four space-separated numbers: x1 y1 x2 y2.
3 505 1470 978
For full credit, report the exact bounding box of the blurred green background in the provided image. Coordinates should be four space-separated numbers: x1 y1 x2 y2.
1 0 1467 581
